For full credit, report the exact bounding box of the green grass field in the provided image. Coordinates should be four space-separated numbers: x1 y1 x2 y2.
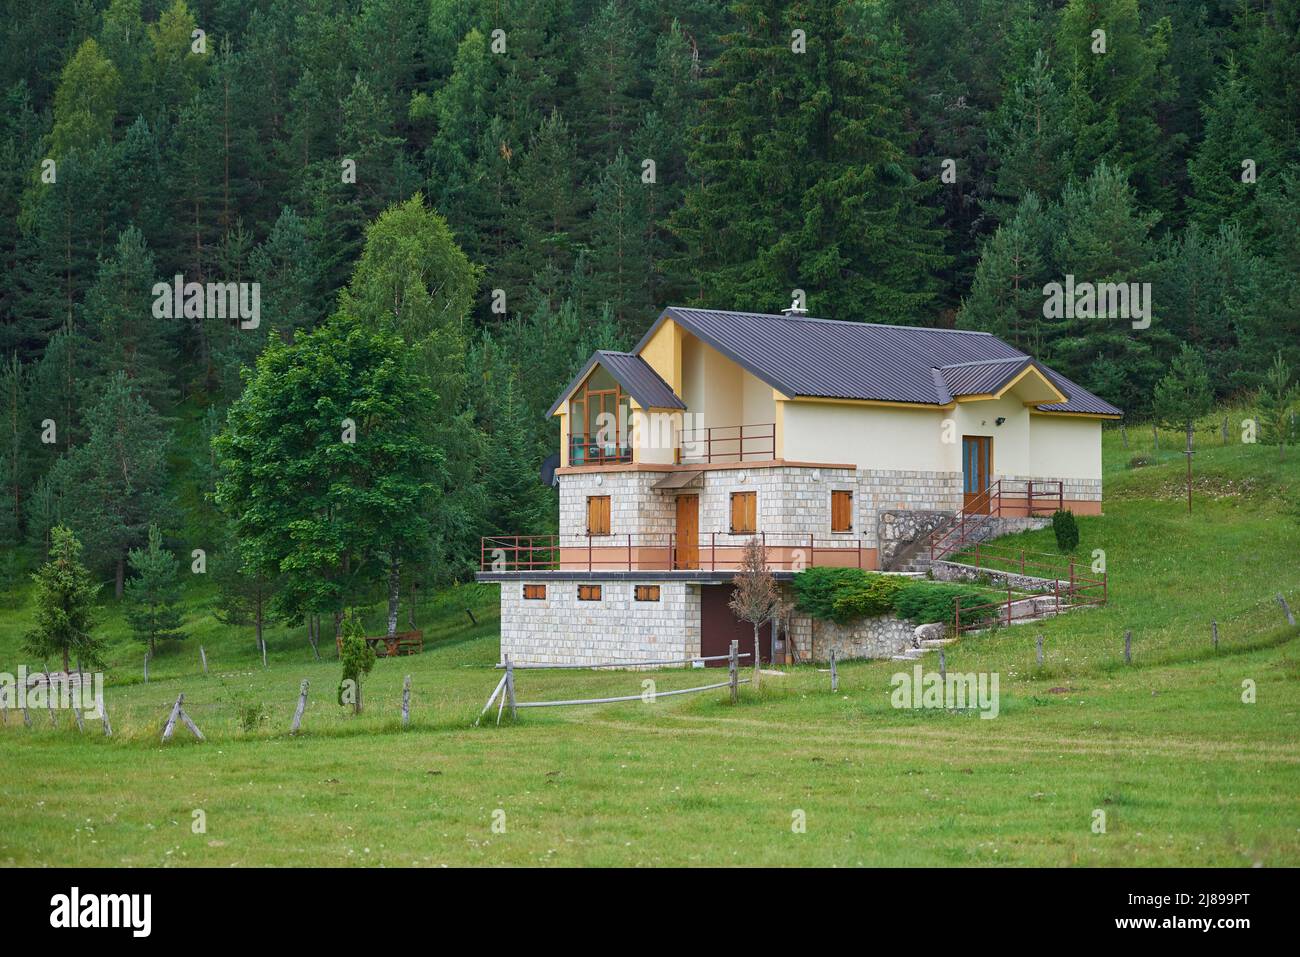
1 427 1297 866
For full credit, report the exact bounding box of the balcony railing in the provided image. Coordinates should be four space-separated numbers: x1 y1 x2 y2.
568 432 632 466
679 423 775 464
481 532 866 574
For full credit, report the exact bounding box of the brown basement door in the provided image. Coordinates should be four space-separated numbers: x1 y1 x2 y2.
700 584 772 667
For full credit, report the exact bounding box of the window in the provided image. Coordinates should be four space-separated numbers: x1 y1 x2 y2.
586 495 611 536
578 584 602 601
730 491 757 533
523 584 546 600
831 490 854 532
635 585 661 602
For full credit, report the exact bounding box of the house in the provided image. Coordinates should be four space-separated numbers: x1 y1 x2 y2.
477 306 1121 667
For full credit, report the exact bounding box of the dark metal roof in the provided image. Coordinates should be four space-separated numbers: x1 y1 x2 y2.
937 357 1034 397
634 307 1121 416
546 350 686 418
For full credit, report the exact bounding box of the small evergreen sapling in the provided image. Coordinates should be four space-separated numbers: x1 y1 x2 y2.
337 610 376 714
1052 509 1080 554
124 524 185 656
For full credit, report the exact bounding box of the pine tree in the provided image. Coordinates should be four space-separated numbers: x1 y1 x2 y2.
82 226 176 412
1187 60 1279 244
671 0 947 322
47 371 172 596
986 49 1071 223
1257 352 1297 459
587 150 653 332
46 38 120 158
124 523 185 655
23 525 103 673
575 0 639 165
0 352 31 543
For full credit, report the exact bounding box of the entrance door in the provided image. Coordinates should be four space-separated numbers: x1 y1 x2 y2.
700 585 772 666
675 494 699 569
962 435 992 513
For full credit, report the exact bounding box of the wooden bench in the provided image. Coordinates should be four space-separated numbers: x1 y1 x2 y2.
336 630 424 658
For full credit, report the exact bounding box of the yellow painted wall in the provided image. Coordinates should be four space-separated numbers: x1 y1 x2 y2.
1029 414 1103 479
639 318 682 393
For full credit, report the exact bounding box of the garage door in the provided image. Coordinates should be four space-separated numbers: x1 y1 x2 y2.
700 585 771 666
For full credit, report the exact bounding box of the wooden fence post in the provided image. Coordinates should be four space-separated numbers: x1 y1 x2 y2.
1036 634 1044 667
1124 629 1132 664
100 697 112 737
72 703 84 733
22 703 31 727
1212 620 1218 651
143 652 150 684
162 694 184 742
1278 594 1296 627
505 657 516 720
260 638 268 670
728 641 739 704
180 708 206 741
290 679 309 734
401 674 412 728
200 645 208 676
939 647 947 684
830 649 838 693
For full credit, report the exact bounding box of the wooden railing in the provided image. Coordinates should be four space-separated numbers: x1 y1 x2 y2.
481 532 865 573
679 423 776 464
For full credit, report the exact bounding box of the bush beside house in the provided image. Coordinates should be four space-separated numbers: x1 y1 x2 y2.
791 568 993 629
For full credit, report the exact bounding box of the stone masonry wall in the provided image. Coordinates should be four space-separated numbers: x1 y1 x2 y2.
787 612 915 662
500 579 699 666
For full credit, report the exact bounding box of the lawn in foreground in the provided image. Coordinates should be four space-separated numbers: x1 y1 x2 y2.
1 618 1297 867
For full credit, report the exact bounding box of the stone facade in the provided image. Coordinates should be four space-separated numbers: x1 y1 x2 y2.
998 473 1103 503
500 579 700 666
787 611 916 662
877 509 952 568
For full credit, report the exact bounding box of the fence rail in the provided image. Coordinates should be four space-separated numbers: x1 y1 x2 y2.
679 422 776 464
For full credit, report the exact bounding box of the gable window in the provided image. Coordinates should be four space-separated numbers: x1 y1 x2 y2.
587 495 611 536
635 585 661 602
578 584 602 601
730 491 757 534
568 365 632 465
523 584 546 600
831 490 854 532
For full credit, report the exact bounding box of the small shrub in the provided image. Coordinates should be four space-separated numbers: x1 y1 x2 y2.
1052 508 1080 553
831 574 908 621
337 609 376 713
1127 455 1152 469
236 700 268 733
790 567 869 621
894 582 998 625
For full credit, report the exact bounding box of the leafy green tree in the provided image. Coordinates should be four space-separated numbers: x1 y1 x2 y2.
46 38 120 158
23 525 103 672
213 314 439 637
124 524 185 655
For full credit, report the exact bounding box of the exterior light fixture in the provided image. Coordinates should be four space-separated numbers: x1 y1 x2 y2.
995 417 1006 426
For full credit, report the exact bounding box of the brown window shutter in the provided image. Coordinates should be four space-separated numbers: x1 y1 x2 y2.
731 492 756 533
587 496 611 535
832 490 853 532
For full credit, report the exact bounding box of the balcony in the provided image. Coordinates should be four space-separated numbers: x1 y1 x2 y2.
480 532 867 574
678 423 775 464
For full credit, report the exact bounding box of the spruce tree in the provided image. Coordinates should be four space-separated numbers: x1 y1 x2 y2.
124 523 185 655
23 525 103 673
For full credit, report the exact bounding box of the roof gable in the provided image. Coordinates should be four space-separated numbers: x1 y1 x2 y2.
546 350 685 418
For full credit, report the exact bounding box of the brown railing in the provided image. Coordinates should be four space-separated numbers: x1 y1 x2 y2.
481 532 865 573
679 423 776 464
953 572 1107 635
568 432 632 466
928 479 1064 561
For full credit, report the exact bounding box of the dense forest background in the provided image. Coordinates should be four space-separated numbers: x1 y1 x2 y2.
0 0 1297 612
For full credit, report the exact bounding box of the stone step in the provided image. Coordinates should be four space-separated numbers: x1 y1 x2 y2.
919 638 957 648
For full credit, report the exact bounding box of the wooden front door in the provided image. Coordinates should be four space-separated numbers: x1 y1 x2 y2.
962 435 992 513
675 494 699 569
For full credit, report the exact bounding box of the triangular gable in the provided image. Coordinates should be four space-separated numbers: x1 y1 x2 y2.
546 350 685 419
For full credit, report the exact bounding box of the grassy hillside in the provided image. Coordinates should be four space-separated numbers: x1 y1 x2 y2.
0 423 1297 866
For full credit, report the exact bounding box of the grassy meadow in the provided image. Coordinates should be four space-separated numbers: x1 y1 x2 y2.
0 423 1297 866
